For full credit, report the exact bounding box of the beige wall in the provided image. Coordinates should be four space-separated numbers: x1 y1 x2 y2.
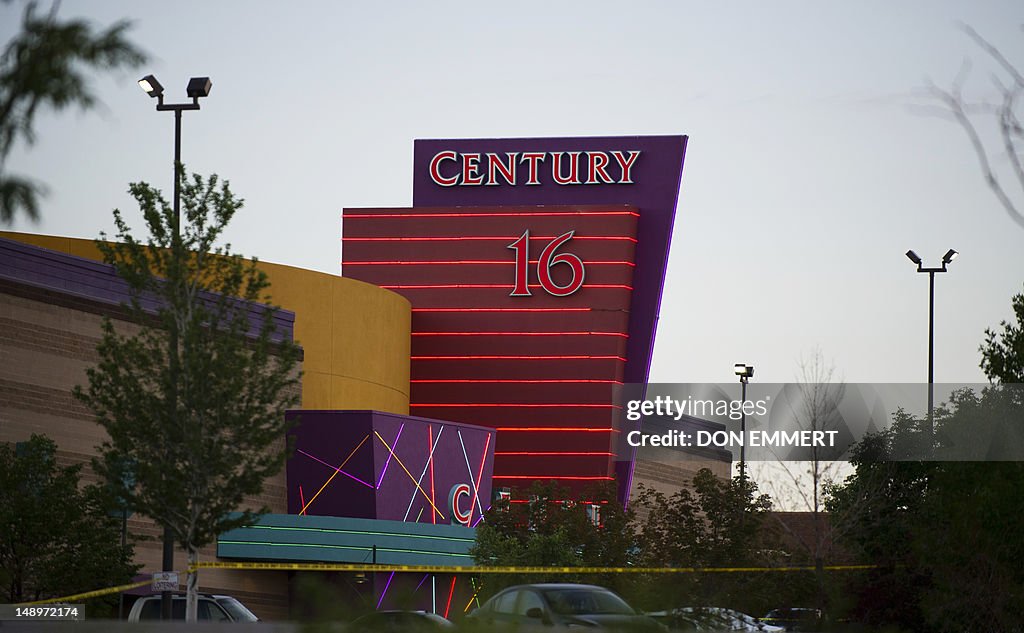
0 288 294 619
1 232 412 414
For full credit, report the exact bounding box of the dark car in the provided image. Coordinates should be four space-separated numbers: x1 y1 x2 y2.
466 583 665 631
761 608 823 631
347 610 454 632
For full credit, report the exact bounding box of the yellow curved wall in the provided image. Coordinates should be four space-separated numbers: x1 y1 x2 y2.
0 231 411 414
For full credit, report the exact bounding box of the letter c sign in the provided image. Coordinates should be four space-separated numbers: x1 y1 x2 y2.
448 483 473 526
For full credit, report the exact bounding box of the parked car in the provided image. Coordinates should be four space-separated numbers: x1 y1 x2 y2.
126 593 260 622
466 583 666 630
347 610 455 632
761 608 823 631
647 607 783 632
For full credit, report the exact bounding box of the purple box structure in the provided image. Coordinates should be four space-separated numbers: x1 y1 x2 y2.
287 410 496 526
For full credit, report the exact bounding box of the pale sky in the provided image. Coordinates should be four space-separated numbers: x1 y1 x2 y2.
4 1 1023 387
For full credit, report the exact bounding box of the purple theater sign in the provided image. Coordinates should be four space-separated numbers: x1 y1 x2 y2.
412 135 689 388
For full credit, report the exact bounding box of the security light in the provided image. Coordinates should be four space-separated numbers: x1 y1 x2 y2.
186 77 212 99
138 74 163 98
905 250 922 266
942 249 958 265
734 364 753 379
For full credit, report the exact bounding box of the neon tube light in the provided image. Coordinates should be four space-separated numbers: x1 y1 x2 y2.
345 210 639 218
429 426 436 525
411 331 627 337
246 525 474 544
300 435 370 515
412 308 592 312
411 355 626 361
491 475 615 481
381 283 632 290
410 379 622 384
375 423 405 489
444 577 457 619
344 260 635 266
297 448 374 489
473 433 491 524
297 486 306 516
374 430 447 520
410 403 620 408
495 448 614 452
494 427 615 432
377 571 396 609
219 540 474 557
342 236 637 243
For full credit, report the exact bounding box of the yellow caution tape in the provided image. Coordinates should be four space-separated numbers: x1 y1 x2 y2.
19 578 154 605
189 561 879 574
18 562 881 607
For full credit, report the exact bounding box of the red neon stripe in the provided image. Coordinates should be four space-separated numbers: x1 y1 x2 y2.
412 308 592 313
381 283 632 290
471 434 491 525
492 475 615 481
411 355 626 361
344 260 635 266
428 425 436 525
298 486 306 516
342 236 637 243
412 331 627 337
509 499 610 504
495 451 615 456
410 379 622 384
410 403 620 409
345 211 639 219
444 577 457 619
495 427 615 432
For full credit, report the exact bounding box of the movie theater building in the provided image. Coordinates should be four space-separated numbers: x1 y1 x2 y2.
0 134 729 620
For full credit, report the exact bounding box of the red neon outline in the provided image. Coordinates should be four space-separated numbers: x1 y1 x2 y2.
509 499 610 504
345 211 639 218
428 425 436 525
495 427 615 432
411 331 627 337
344 260 635 266
341 236 637 243
410 404 620 409
444 577 457 619
412 308 592 313
411 355 626 361
471 433 491 525
380 283 632 290
491 475 615 481
495 448 614 452
410 379 622 384
298 485 306 516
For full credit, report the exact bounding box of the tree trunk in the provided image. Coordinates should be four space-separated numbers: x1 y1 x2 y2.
186 546 199 623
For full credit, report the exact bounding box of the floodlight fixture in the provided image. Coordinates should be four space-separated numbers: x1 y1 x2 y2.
138 74 163 98
186 77 212 99
734 364 754 380
905 250 922 266
942 249 959 265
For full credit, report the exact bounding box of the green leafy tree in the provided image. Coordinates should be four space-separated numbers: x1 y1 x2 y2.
74 170 302 621
470 482 637 599
980 283 1024 383
0 434 138 608
633 469 774 611
0 0 145 222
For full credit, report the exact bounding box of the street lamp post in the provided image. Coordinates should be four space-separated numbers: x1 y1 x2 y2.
138 73 212 621
733 363 754 480
905 249 958 444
